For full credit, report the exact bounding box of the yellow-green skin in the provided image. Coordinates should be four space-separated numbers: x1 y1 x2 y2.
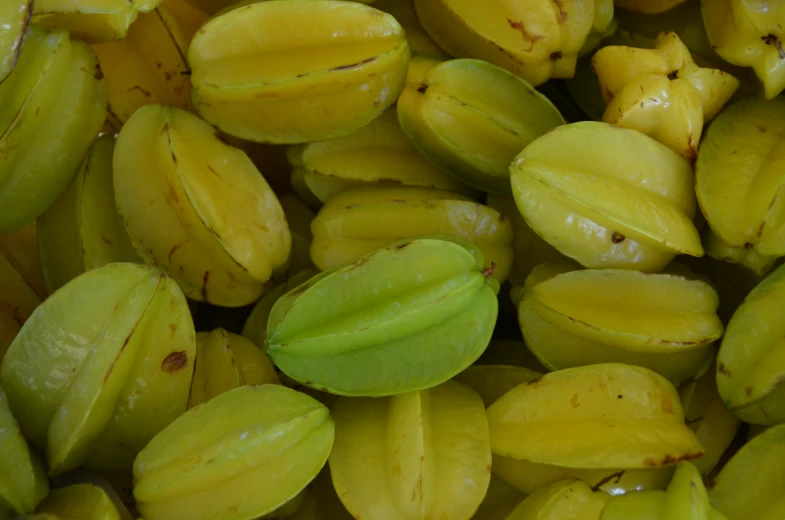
133 385 334 520
0 24 107 234
38 134 141 294
18 483 121 520
265 235 500 397
0 0 31 82
0 263 196 475
716 262 785 425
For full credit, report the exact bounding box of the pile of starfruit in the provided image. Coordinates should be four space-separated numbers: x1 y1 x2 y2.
3 0 785 519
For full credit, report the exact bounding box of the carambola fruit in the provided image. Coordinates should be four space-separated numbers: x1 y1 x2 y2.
265 236 500 397
397 57 566 194
0 24 107 234
510 121 703 272
0 0 31 83
716 262 785 425
133 385 334 520
38 134 141 294
517 261 723 385
19 483 122 520
310 185 514 282
328 380 491 520
31 0 161 43
188 0 410 144
0 263 196 475
113 104 292 307
504 479 609 520
696 97 785 275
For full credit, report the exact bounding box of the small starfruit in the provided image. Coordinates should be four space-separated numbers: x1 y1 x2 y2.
505 479 610 520
518 260 723 385
310 185 514 281
114 104 292 307
188 0 410 144
412 0 613 86
265 236 499 397
702 0 785 99
329 380 491 520
0 24 107 234
696 97 785 275
286 108 474 208
133 385 334 520
187 328 279 409
510 121 703 271
0 263 196 475
716 262 785 425
397 57 566 193
487 364 705 471
592 31 738 160
0 384 48 518
709 424 785 520
38 134 141 294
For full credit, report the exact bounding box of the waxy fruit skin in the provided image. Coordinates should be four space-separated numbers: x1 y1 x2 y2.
188 0 410 144
0 0 31 83
510 121 702 272
266 236 499 397
0 263 196 475
20 483 121 520
133 385 334 520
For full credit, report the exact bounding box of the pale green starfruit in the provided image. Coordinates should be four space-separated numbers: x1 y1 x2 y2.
16 483 122 520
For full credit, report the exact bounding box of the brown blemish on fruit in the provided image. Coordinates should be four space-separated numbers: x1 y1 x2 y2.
207 165 220 177
591 470 625 492
94 64 104 80
553 0 568 23
161 122 169 135
482 262 497 277
101 235 113 245
570 393 579 408
745 386 753 396
550 51 563 62
164 71 175 81
527 375 545 386
228 504 239 513
127 85 152 98
201 270 210 300
644 451 703 467
105 335 133 383
417 84 428 94
762 34 785 59
506 19 545 50
758 125 768 133
486 464 492 473
667 70 679 80
378 178 403 184
685 416 703 426
330 56 377 72
662 398 673 415
617 394 623 399
35 106 40 117
168 244 180 262
392 464 401 475
611 232 625 244
169 323 178 336
758 220 766 237
161 351 188 372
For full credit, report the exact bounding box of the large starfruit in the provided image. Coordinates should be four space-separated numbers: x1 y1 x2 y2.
702 0 785 99
486 195 565 287
678 362 740 475
592 31 738 160
0 384 48 518
113 104 292 307
716 262 785 425
510 121 703 271
18 484 122 520
488 364 704 473
0 0 31 83
329 379 491 520
696 97 785 275
0 24 107 234
310 185 515 281
188 328 279 409
518 260 723 385
397 57 566 194
286 108 474 208
504 479 610 520
708 423 785 520
412 0 612 86
90 5 193 127
265 236 500 397
32 0 162 43
188 0 410 144
133 385 334 520
38 134 140 294
0 223 46 360
0 263 196 475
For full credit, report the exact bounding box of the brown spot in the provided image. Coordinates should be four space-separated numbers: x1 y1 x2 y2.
105 335 132 382
550 51 563 61
417 84 428 94
591 471 626 492
207 165 220 177
645 452 703 467
35 106 40 117
126 85 152 98
685 416 703 426
373 100 381 107
161 351 188 372
161 122 170 135
667 70 679 80
553 0 568 23
171 152 178 165
570 393 579 408
168 244 181 262
164 71 175 81
486 464 492 473
393 243 410 251
101 234 113 245
611 232 625 244
482 262 497 277
201 270 210 300
758 220 766 237
169 323 178 336
228 505 239 513
329 56 377 72
156 61 162 69
745 386 753 396
506 19 545 49
758 125 768 132
744 243 754 250
662 398 673 415
527 375 545 386
392 464 402 475
94 65 104 80
173 85 184 95
617 394 623 399
762 34 785 59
